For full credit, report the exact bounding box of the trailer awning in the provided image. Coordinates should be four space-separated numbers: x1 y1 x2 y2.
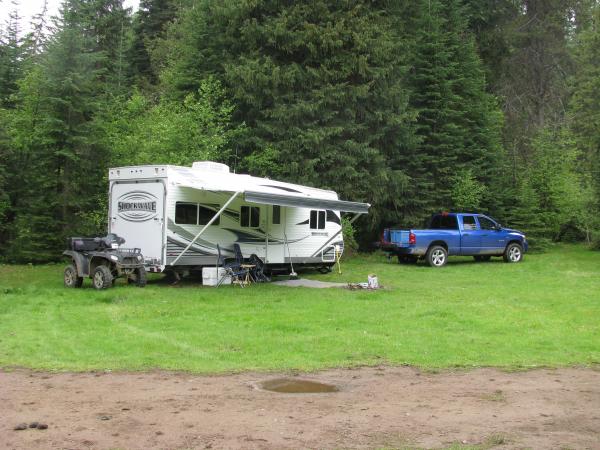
244 191 370 214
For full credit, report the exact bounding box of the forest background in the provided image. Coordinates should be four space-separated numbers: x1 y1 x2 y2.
0 0 599 262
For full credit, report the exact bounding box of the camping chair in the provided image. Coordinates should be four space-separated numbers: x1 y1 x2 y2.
216 244 248 287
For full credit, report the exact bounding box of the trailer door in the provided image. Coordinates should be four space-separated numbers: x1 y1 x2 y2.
109 181 165 264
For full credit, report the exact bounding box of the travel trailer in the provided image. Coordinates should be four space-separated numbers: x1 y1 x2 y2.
108 161 370 274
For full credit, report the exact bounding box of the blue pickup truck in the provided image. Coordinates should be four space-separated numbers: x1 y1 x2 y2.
381 212 528 267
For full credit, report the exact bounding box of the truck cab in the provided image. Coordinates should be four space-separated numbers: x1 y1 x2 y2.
381 213 528 267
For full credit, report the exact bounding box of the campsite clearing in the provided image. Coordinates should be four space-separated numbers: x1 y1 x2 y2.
1 244 599 372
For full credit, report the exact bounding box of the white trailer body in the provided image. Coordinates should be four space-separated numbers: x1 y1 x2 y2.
108 162 369 272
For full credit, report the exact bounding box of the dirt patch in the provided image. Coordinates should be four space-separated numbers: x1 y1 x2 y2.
1 366 599 449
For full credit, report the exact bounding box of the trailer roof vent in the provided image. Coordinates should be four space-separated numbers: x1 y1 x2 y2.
192 161 230 173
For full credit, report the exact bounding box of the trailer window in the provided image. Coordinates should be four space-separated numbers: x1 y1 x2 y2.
175 202 197 225
198 204 220 226
241 206 260 228
462 215 477 230
310 210 325 229
272 205 281 225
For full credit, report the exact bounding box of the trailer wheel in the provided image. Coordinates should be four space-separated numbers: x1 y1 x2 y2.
64 265 83 288
132 267 147 287
92 265 113 290
473 255 491 262
426 245 447 268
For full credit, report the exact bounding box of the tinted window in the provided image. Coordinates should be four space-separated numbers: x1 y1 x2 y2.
462 215 477 230
310 210 325 229
272 205 280 224
478 216 496 230
198 204 220 226
241 206 260 227
175 202 197 224
429 214 458 230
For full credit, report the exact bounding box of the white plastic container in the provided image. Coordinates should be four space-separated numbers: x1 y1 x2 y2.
202 267 231 286
367 274 379 289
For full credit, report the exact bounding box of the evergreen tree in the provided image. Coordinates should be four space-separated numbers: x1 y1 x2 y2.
129 0 177 86
0 6 25 107
399 0 503 224
161 0 417 229
2 0 112 261
569 3 600 244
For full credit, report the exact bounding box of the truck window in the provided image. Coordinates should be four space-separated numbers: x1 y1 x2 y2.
175 202 197 225
429 214 458 230
478 216 496 230
462 215 477 230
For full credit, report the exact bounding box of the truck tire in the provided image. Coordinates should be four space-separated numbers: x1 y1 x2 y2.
473 255 491 262
133 267 147 287
64 264 83 288
426 245 448 268
92 265 113 290
503 242 523 263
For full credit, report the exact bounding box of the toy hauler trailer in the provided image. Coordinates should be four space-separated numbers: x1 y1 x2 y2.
108 161 370 274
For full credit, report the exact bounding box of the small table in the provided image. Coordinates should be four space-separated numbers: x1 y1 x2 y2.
236 264 256 286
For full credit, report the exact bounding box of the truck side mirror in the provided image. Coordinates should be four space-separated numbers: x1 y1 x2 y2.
495 224 502 231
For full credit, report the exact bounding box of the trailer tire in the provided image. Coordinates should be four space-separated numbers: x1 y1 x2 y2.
64 265 83 288
92 265 113 290
426 245 448 268
473 255 491 262
133 267 147 287
503 242 523 263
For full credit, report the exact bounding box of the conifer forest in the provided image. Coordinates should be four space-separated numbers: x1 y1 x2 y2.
1 0 599 261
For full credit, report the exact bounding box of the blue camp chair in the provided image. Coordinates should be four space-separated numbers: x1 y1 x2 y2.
216 244 247 287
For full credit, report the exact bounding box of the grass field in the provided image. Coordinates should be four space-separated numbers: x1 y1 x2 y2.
1 244 599 373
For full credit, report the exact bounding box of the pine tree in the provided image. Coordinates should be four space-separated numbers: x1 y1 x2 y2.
161 0 417 230
0 6 25 107
129 0 177 86
2 0 112 261
399 0 503 224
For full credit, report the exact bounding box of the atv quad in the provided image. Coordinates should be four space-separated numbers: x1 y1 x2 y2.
63 234 147 290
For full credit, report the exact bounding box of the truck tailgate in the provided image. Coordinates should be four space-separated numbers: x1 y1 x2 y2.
389 230 411 246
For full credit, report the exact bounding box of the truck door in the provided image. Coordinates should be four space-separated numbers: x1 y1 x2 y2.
477 215 505 254
460 215 481 255
109 181 165 265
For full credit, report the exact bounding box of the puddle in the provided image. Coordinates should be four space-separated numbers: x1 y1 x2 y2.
260 378 339 394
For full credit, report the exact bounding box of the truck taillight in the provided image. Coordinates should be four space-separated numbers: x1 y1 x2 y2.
409 232 416 245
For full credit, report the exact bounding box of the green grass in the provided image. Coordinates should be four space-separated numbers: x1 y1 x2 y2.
1 244 599 373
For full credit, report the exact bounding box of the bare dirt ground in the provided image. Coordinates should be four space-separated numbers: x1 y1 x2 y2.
2 366 600 450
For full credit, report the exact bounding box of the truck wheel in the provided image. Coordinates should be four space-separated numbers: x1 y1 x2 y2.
92 266 113 290
426 245 447 268
473 255 491 262
503 243 523 263
133 267 147 287
64 265 83 288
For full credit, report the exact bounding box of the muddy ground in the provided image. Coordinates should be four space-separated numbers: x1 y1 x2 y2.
2 366 599 449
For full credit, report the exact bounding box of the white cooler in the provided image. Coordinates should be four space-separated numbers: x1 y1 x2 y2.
202 267 231 286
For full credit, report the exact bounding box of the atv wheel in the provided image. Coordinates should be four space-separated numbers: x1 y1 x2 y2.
132 267 147 287
92 265 113 290
64 265 83 288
